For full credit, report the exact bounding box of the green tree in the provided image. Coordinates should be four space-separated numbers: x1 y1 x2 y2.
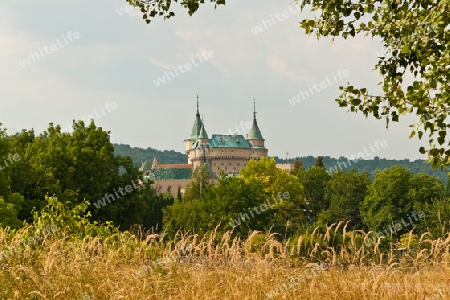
239 157 304 235
0 193 24 229
297 166 331 221
293 158 303 173
315 156 324 168
8 121 150 229
318 169 370 229
297 0 450 168
361 166 444 232
182 163 212 201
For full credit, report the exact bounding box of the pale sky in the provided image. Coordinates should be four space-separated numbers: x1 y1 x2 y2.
0 0 428 160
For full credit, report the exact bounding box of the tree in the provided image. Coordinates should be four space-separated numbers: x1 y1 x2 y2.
297 166 331 220
298 0 450 168
7 121 150 229
319 169 370 229
182 163 212 201
361 166 444 232
315 156 324 168
293 158 303 173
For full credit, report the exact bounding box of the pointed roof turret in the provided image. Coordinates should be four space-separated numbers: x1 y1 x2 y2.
247 98 263 140
198 122 209 139
189 95 206 139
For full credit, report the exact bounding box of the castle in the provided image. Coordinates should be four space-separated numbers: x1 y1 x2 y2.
147 97 268 196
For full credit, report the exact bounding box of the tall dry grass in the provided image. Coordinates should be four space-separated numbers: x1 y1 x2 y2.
0 223 449 299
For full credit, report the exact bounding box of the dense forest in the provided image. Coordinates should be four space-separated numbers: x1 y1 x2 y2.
114 144 449 182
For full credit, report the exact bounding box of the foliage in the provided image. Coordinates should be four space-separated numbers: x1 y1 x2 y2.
6 121 150 229
319 169 370 229
296 166 331 221
113 143 187 166
125 0 226 24
0 193 24 229
298 0 450 168
361 166 444 232
182 163 213 201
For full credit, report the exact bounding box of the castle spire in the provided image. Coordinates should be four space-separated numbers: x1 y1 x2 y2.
247 98 263 140
197 94 199 115
189 94 206 140
253 97 257 120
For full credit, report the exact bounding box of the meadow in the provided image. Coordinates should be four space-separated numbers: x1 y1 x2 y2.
1 219 449 300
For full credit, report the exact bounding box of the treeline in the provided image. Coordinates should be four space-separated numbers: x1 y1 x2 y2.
113 143 187 166
0 121 173 230
113 144 448 183
1 121 449 243
164 157 450 240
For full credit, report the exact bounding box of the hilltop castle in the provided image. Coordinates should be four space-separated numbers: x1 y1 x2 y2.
147 97 269 196
185 98 268 175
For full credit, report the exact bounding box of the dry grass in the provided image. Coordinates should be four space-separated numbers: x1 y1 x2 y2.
0 224 449 300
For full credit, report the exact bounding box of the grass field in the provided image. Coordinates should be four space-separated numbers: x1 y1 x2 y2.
1 222 449 300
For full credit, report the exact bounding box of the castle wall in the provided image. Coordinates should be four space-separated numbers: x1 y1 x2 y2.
187 146 268 176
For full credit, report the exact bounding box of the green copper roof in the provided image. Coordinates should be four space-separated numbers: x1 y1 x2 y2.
189 112 203 140
209 134 252 148
152 168 192 180
198 123 208 139
247 117 263 140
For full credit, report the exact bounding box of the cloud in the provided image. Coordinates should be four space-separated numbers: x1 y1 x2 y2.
265 54 309 82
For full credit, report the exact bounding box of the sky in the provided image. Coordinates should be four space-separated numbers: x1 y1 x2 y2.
0 0 429 161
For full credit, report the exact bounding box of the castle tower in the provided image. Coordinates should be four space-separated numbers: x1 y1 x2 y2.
186 95 210 164
246 99 265 148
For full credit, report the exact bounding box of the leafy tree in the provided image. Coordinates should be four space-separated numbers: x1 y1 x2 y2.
0 193 24 229
318 169 370 229
293 158 303 173
0 124 11 199
182 163 212 201
297 166 331 221
298 0 450 168
7 121 150 229
420 196 450 237
361 166 444 232
315 156 325 168
239 157 305 235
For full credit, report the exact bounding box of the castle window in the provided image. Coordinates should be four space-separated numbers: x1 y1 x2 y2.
237 163 240 166
214 163 216 166
221 162 224 166
229 163 232 166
